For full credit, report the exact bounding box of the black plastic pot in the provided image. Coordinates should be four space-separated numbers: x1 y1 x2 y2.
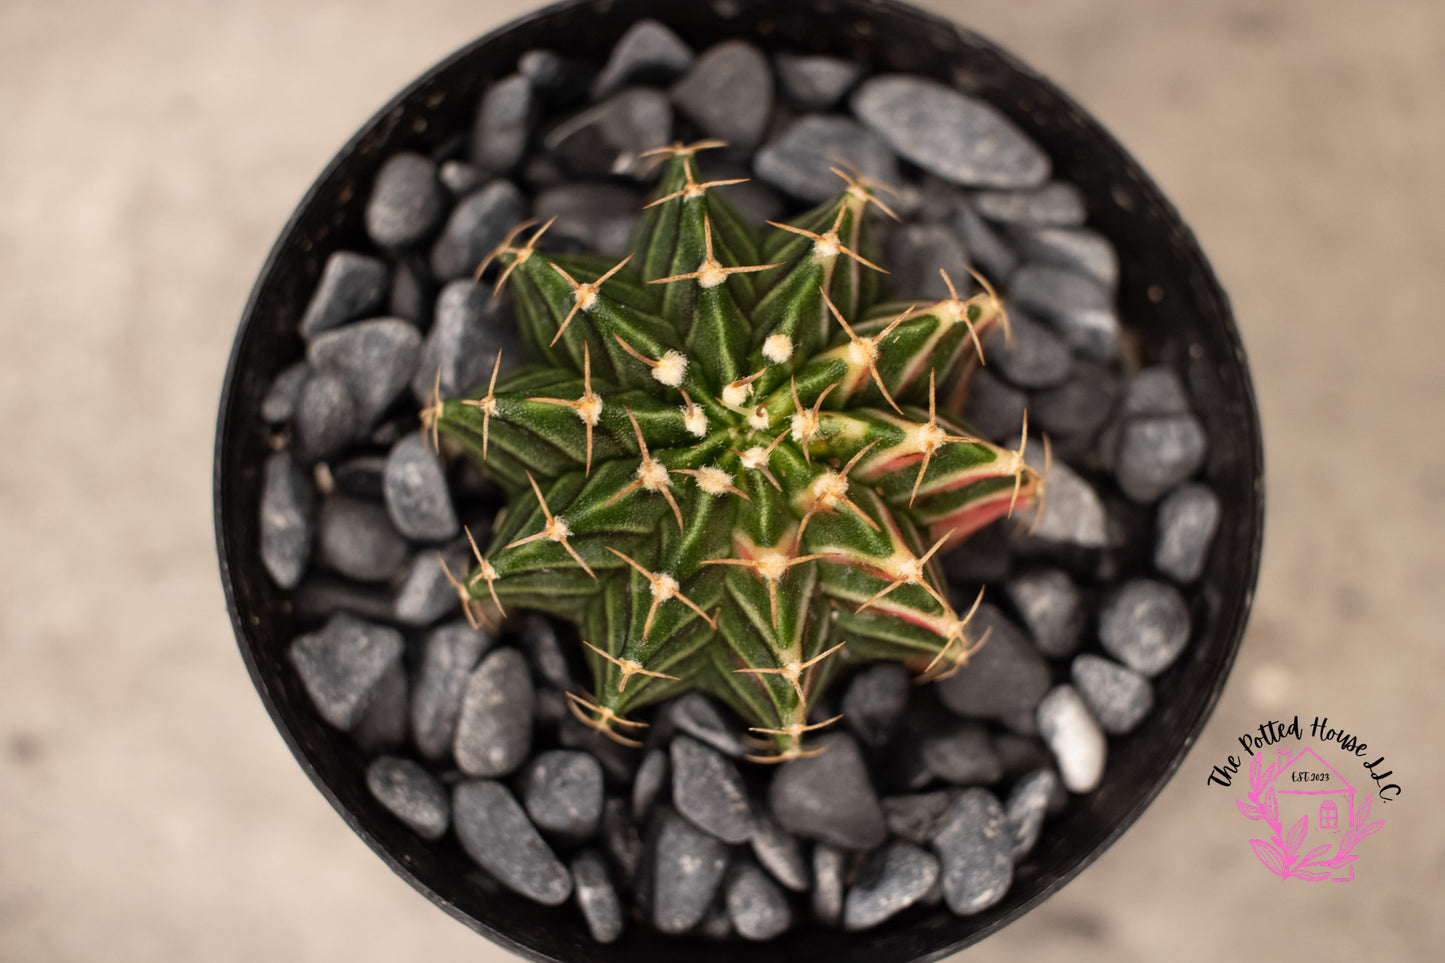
214 1 1263 959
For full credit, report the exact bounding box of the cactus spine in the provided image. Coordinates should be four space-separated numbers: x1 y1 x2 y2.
429 141 1042 760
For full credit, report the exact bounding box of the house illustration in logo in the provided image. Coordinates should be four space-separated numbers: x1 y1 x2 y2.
1237 746 1383 881
1273 748 1354 878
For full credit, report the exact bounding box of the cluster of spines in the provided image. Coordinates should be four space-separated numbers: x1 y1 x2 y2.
426 140 1045 760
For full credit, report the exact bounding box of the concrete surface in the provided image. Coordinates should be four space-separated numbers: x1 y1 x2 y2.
1 0 1440 960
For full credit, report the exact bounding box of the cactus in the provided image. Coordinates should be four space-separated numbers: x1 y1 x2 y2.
425 140 1044 761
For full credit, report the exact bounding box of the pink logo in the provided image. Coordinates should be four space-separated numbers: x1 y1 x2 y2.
1237 746 1384 881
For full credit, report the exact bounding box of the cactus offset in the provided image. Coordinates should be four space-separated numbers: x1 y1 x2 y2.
429 141 1043 761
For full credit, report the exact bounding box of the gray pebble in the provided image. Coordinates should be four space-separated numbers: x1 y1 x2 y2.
453 780 572 905
365 152 444 249
886 223 970 302
298 251 390 339
261 361 309 423
662 692 748 758
1098 578 1191 676
749 814 809 892
648 808 730 934
726 860 792 940
1008 225 1118 289
438 159 485 196
1116 414 1208 503
1154 482 1220 582
453 647 534 777
1004 768 1057 860
935 604 1050 724
631 749 668 822
1030 360 1121 441
387 256 433 326
535 687 568 727
852 76 1049 188
534 182 642 257
1072 654 1154 735
522 750 605 840
521 614 573 690
547 89 672 180
352 661 407 752
842 663 909 747
306 318 421 427
961 367 1027 443
410 619 495 760
292 370 360 462
932 788 1013 915
383 433 458 542
812 844 846 925
571 849 624 943
881 790 958 847
429 180 525 282
769 734 886 850
972 182 1086 227
591 19 694 100
366 756 448 840
289 613 403 730
1098 366 1190 470
471 74 534 174
289 575 394 624
844 842 940 931
601 798 642 884
316 496 409 583
518 49 564 89
1122 366 1191 417
260 451 314 589
671 735 753 844
921 723 1005 787
775 52 863 110
1005 568 1084 658
984 308 1072 389
1016 444 1110 549
1036 686 1106 793
670 40 773 152
1009 264 1120 361
754 114 899 203
410 279 519 404
558 714 639 787
952 204 1017 282
392 543 467 626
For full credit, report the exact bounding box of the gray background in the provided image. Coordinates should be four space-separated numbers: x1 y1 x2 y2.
1 0 1440 959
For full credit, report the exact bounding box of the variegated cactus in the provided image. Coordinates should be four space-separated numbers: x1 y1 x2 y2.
425 140 1043 761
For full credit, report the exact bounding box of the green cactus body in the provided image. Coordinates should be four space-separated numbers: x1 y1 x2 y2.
430 142 1040 760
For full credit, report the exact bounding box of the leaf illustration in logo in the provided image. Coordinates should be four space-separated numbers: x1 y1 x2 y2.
1350 793 1370 828
1236 799 1261 820
1249 751 1264 791
1263 787 1280 827
1285 815 1308 857
1303 843 1333 863
1294 865 1334 882
1250 839 1287 877
1360 819 1384 841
